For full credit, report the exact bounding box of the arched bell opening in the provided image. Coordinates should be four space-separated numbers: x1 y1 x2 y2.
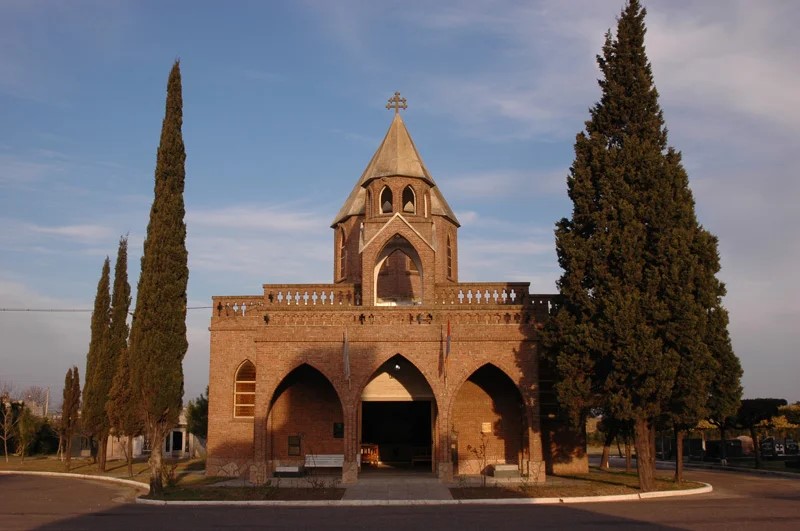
374 235 423 306
451 364 527 476
359 354 437 472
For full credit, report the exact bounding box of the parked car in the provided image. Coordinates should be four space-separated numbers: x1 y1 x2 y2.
785 439 799 455
761 437 787 456
761 437 775 454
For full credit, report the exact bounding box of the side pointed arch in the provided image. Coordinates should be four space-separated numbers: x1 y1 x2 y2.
402 185 416 214
380 186 393 214
266 363 345 464
449 363 527 475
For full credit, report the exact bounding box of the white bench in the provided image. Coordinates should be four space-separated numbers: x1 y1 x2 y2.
274 465 303 477
304 454 344 468
490 464 520 478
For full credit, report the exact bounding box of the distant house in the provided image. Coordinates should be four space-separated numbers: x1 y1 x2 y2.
106 409 206 460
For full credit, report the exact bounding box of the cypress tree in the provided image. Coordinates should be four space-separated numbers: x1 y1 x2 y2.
82 257 111 467
106 235 138 476
705 300 742 460
61 366 81 471
128 60 188 494
546 0 738 490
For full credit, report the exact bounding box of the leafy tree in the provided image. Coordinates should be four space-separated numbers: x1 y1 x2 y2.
780 403 800 426
596 414 634 471
128 60 189 494
545 0 736 490
61 366 81 471
735 398 786 468
186 387 208 440
1 394 23 462
82 257 112 468
16 406 43 461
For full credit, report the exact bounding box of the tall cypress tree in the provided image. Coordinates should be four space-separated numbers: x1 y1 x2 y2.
128 60 188 494
61 366 81 471
82 257 111 467
106 235 137 476
546 0 738 491
705 301 742 463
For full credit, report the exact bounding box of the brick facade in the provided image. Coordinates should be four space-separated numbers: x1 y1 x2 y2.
207 106 587 484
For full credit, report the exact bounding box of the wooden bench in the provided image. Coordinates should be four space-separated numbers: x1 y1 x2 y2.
304 454 344 468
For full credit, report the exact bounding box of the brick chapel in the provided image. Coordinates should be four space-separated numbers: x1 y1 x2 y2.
207 93 586 484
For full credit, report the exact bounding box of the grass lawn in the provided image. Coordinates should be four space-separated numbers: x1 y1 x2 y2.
0 455 218 487
450 468 705 500
0 455 343 500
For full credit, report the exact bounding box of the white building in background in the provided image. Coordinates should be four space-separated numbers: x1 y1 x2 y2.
106 409 206 460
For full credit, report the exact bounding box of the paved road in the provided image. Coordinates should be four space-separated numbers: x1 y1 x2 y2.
1 469 798 530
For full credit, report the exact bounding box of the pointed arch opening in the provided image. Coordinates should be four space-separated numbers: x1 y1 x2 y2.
233 360 256 418
446 234 453 279
360 354 436 471
380 186 393 214
267 364 344 465
374 235 423 306
402 185 416 214
338 227 347 280
451 364 527 476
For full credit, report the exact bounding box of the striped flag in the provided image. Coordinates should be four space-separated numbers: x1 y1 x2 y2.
343 329 350 382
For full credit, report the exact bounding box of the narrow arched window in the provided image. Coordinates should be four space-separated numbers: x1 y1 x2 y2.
338 227 347 279
366 189 373 217
446 235 453 279
402 185 416 214
234 361 256 418
380 186 393 214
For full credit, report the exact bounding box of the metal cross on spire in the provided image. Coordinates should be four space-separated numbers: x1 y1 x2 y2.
386 91 407 114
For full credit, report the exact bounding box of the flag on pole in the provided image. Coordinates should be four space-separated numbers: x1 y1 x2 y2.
445 320 451 379
343 329 351 382
446 320 451 358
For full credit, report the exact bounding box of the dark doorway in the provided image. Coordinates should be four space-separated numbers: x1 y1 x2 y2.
361 401 432 468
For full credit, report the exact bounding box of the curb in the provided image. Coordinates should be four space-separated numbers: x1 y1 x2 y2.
0 469 150 493
1 470 712 506
683 463 800 480
135 482 712 507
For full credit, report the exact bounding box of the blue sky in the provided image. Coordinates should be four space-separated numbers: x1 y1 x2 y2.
1 0 798 406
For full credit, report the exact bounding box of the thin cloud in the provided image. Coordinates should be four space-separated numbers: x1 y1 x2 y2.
187 203 329 233
26 223 115 243
440 169 565 200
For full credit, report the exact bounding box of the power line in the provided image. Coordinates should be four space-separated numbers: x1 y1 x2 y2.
0 306 213 313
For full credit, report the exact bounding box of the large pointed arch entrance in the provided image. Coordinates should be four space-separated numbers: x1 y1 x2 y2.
360 354 436 472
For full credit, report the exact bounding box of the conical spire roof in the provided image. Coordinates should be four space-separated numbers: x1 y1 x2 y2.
332 112 459 227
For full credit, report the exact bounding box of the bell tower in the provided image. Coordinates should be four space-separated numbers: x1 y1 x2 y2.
331 92 460 306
